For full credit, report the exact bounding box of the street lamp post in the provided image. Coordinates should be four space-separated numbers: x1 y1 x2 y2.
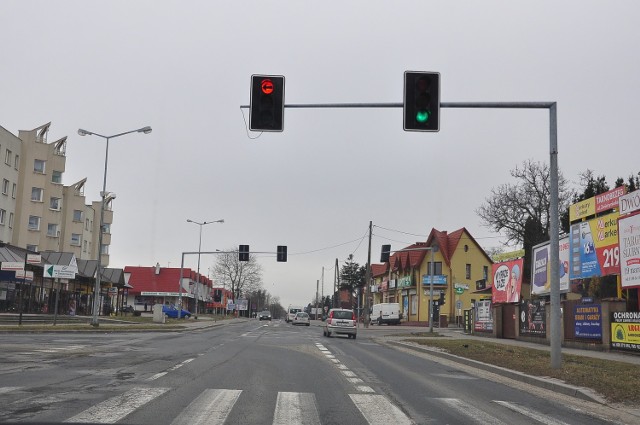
78 126 152 327
187 219 224 317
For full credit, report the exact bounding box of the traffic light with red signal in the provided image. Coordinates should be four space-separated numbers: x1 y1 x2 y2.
403 71 440 132
250 74 285 131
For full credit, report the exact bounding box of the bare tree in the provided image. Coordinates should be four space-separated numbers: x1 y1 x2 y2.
476 159 573 246
213 248 263 302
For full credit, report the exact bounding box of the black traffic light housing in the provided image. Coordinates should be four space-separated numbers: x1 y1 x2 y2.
239 245 250 262
403 71 440 132
277 245 287 262
250 74 285 132
439 290 446 305
380 245 391 263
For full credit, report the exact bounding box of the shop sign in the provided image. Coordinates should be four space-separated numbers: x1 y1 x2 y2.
422 274 447 285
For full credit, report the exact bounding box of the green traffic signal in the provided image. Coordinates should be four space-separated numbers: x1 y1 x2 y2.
416 110 429 123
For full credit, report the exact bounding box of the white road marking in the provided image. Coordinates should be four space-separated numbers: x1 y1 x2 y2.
349 394 413 425
336 364 348 370
0 387 22 394
342 370 357 378
170 389 242 425
356 385 375 393
347 377 363 384
438 398 509 425
147 372 168 381
493 400 572 425
273 392 321 425
65 387 169 423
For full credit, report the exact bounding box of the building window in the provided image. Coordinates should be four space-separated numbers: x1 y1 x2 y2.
71 233 82 246
52 170 62 184
34 159 46 174
101 244 109 255
85 218 89 230
83 240 88 252
2 179 9 195
14 154 19 170
50 197 61 210
28 216 40 230
103 223 111 234
26 244 38 252
483 266 489 281
428 261 443 275
31 187 44 202
9 212 14 228
0 209 5 225
5 149 12 165
11 183 16 199
73 210 83 222
466 264 471 280
47 223 59 237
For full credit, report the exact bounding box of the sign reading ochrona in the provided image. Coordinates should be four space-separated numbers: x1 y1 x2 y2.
611 311 640 352
44 264 77 279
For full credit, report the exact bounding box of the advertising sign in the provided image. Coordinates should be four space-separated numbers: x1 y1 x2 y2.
44 264 77 279
531 236 570 295
611 311 640 352
422 275 447 285
1 262 23 271
473 299 493 332
574 303 602 340
520 300 546 336
619 212 640 288
236 299 248 311
569 186 626 221
492 258 523 303
619 190 640 216
569 211 620 279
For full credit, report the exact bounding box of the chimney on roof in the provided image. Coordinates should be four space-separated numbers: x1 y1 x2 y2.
155 262 161 275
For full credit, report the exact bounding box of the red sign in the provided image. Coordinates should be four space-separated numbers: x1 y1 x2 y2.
492 258 524 303
596 186 627 214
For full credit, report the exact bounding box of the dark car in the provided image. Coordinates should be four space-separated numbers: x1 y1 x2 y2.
258 310 272 321
162 305 191 319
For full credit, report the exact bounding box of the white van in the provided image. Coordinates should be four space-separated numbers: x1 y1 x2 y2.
370 303 402 325
286 306 303 323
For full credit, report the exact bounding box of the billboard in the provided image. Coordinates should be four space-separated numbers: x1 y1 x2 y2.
619 212 640 289
569 186 627 221
491 258 523 303
519 300 546 336
619 190 640 216
569 211 620 279
531 236 570 296
473 299 493 332
611 311 640 352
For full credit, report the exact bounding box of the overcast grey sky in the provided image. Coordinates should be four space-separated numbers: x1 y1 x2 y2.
1 1 638 308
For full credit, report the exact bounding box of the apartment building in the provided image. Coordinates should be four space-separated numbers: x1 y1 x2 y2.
0 122 111 265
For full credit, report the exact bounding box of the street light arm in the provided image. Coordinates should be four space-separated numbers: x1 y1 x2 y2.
77 126 152 140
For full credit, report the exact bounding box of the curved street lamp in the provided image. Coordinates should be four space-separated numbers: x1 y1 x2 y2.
78 126 152 327
186 219 224 317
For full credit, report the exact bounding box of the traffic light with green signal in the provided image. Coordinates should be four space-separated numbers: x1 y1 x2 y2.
403 71 440 132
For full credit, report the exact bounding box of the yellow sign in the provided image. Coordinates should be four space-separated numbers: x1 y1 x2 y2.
611 322 640 345
569 197 596 221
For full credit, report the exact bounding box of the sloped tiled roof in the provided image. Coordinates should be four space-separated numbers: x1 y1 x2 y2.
426 227 493 267
371 263 388 278
124 266 199 294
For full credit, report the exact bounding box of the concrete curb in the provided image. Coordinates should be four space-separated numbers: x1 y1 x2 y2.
386 339 608 405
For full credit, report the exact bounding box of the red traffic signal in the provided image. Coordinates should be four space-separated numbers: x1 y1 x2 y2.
250 74 285 132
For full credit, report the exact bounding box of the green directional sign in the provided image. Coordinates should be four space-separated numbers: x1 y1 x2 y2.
455 287 464 295
46 265 55 278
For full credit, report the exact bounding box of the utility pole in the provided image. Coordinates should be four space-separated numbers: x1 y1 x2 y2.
364 221 372 328
334 258 339 308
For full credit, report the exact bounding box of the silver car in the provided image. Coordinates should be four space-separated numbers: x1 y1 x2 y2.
323 308 357 339
292 311 310 326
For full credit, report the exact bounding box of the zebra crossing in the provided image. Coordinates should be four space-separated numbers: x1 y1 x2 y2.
0 385 604 424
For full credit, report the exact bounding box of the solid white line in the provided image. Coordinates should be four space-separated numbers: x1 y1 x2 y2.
493 400 571 425
147 372 168 381
438 398 508 425
170 389 242 425
65 387 169 423
349 394 413 425
273 392 321 425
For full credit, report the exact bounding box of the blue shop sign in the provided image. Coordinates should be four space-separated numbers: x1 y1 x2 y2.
422 275 447 285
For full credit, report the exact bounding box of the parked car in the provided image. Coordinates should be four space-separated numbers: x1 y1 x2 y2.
323 308 357 339
370 303 402 325
258 310 272 321
292 311 310 326
162 305 191 319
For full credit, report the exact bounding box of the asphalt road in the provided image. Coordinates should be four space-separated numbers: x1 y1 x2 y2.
0 320 630 424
